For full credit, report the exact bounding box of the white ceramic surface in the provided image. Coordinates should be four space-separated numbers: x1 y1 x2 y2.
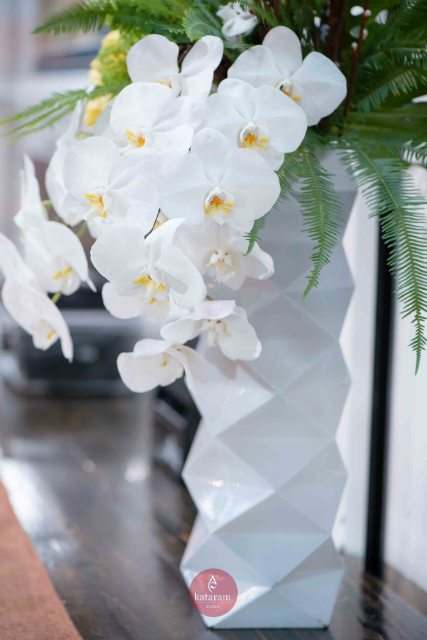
181 160 356 629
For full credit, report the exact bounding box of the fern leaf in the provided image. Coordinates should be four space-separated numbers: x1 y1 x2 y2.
244 215 268 255
338 140 427 373
183 7 222 40
297 147 343 299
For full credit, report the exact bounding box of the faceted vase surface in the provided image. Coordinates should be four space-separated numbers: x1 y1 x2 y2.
180 156 356 629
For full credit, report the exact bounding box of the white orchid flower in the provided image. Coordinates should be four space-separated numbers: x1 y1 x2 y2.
62 137 159 234
0 232 42 290
217 3 258 40
127 35 223 99
46 101 85 227
205 78 307 169
228 26 347 126
175 217 273 289
117 338 206 393
110 83 204 155
24 221 95 296
0 232 73 360
161 300 261 361
14 155 48 232
2 278 73 361
91 218 206 322
160 128 280 230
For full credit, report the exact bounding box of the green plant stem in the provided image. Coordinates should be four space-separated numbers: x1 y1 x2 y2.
344 0 370 119
52 292 62 305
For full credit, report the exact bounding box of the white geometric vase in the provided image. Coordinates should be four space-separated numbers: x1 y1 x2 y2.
180 157 356 629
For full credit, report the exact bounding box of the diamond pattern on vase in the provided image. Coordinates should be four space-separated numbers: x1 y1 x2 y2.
249 294 337 390
183 438 274 530
278 442 347 531
275 538 344 625
219 394 333 488
191 347 276 437
280 344 350 437
181 177 355 628
216 492 330 584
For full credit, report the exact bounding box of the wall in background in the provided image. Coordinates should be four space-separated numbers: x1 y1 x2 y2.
385 291 427 594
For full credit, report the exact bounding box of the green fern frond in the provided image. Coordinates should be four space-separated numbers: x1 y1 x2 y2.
0 83 128 137
183 6 222 40
338 140 427 373
297 147 343 299
355 67 427 112
239 0 279 28
244 214 268 255
33 0 188 37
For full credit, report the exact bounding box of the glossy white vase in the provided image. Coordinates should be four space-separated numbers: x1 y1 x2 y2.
180 156 356 629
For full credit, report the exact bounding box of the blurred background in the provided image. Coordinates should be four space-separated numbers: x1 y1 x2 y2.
0 0 427 617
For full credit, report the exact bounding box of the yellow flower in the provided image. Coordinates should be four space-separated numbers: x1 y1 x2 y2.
101 30 121 49
84 94 111 127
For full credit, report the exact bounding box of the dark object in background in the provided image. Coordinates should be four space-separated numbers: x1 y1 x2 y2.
153 379 201 478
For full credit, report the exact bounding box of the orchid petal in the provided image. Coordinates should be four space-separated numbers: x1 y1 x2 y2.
228 45 280 88
290 52 347 125
126 35 179 83
190 128 232 184
262 26 303 77
160 155 212 225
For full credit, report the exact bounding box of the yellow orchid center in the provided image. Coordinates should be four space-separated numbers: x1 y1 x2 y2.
132 273 167 306
84 192 107 218
126 129 146 148
52 266 72 281
205 187 235 224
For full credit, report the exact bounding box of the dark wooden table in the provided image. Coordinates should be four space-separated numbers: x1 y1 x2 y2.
0 384 426 640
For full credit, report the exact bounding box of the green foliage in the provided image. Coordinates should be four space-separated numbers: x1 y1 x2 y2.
183 1 222 40
0 84 128 139
33 0 189 37
297 146 343 299
338 140 427 373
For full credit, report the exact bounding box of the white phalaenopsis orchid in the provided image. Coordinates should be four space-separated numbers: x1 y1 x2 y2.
217 3 258 40
14 155 48 232
24 221 95 295
175 218 274 289
228 26 347 125
117 339 205 393
63 137 159 233
126 35 223 99
45 101 84 227
0 233 73 361
110 83 204 155
161 300 261 361
2 279 73 360
160 128 280 230
91 218 206 322
205 78 307 169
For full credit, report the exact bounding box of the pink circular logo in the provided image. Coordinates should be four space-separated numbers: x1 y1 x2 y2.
189 568 238 617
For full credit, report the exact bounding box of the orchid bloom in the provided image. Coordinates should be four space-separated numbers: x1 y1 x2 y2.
90 219 206 322
2 278 73 361
205 78 307 169
0 233 73 361
228 26 347 126
109 82 204 155
24 221 95 296
117 338 205 393
62 137 159 233
45 102 89 227
14 155 48 232
126 35 223 99
160 128 280 230
217 3 258 40
175 217 274 289
161 300 261 361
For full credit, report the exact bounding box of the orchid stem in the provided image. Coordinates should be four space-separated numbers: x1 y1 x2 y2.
76 221 87 239
52 291 62 305
344 0 370 120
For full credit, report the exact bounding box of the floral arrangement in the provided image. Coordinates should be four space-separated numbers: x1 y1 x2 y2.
1 0 427 388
